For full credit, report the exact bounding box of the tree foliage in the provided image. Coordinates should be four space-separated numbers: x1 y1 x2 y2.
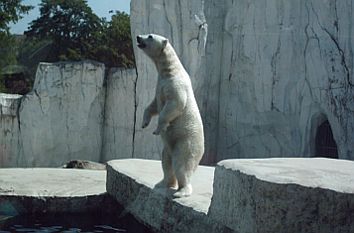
1 0 135 94
25 0 135 68
0 0 33 33
94 11 135 68
0 0 33 93
25 0 102 61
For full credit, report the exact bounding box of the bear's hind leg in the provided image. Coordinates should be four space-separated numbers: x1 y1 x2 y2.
173 168 193 198
155 147 177 189
172 152 195 198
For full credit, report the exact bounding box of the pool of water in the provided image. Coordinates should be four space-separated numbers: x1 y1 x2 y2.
0 213 153 233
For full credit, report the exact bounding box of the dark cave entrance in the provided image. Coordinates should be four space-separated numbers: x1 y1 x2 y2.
315 120 338 158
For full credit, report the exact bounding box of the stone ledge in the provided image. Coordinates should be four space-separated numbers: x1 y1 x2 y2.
0 168 117 215
208 158 354 233
0 93 22 117
106 159 232 233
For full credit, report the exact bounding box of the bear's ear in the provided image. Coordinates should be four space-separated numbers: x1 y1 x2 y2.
162 39 168 48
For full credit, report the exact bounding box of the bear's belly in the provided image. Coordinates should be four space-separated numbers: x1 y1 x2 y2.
161 111 204 148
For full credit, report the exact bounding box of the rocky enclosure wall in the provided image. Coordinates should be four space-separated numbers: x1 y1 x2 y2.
0 62 139 167
131 0 354 163
1 0 353 167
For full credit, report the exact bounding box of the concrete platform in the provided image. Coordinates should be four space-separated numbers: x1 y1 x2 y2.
106 159 232 233
0 168 116 216
107 158 354 233
209 158 354 233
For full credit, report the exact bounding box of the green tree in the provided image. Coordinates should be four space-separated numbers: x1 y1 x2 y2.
25 1 135 68
94 11 135 68
0 0 33 33
25 0 102 61
0 0 33 92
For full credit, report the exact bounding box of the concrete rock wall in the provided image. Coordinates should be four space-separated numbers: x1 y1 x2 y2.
0 94 23 166
131 0 354 163
208 158 354 233
102 68 137 161
0 62 106 167
0 62 142 167
213 0 354 161
1 0 353 167
130 0 208 161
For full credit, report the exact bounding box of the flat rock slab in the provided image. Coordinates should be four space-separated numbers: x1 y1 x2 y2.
219 158 354 192
0 168 115 215
106 159 232 233
208 158 354 233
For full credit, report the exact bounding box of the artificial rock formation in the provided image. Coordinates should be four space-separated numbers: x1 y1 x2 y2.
106 158 354 233
0 94 22 166
102 68 137 161
0 61 106 167
0 62 142 167
131 0 354 163
1 0 353 167
208 158 354 233
130 0 208 161
0 168 115 215
106 159 231 233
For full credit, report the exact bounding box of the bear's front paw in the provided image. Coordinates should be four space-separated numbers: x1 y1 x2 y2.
142 120 149 128
142 110 151 128
153 128 161 135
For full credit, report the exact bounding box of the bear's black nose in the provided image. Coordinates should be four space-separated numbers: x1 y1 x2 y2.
137 36 142 43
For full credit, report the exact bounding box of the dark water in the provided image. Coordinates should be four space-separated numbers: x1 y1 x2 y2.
0 213 153 233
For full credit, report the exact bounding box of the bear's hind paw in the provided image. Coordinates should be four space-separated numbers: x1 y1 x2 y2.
173 185 192 198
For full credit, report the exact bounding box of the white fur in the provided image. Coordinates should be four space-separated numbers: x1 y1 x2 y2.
137 34 204 197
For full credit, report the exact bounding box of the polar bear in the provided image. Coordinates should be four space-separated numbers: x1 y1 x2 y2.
137 34 204 197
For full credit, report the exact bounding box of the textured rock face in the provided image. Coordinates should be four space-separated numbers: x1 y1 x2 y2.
106 159 231 233
102 68 137 161
130 0 208 160
0 94 22 166
20 62 105 166
208 158 354 233
0 62 106 167
211 0 354 161
131 0 354 163
106 158 354 233
1 0 353 167
0 168 117 215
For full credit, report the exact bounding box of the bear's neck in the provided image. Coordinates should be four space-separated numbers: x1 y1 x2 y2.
153 44 185 78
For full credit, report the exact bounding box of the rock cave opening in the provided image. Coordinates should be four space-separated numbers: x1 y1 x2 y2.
315 120 338 158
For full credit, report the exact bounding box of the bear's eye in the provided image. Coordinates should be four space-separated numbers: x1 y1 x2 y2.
148 35 153 39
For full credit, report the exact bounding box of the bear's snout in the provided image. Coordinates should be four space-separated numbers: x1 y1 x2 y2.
137 36 146 49
137 36 142 43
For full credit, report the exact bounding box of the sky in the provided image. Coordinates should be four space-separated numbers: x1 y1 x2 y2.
9 0 131 34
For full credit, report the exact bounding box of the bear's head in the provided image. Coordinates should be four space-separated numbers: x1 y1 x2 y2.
136 34 169 59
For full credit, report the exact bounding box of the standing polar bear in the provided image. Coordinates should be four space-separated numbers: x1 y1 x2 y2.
137 34 204 197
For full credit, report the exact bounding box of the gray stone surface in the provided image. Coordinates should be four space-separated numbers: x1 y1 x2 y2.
1 0 354 167
0 94 22 167
0 63 160 167
130 0 208 161
0 93 22 116
131 0 354 163
0 168 115 215
210 0 354 161
0 61 106 167
208 158 354 233
102 68 137 161
20 62 106 167
106 159 232 233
